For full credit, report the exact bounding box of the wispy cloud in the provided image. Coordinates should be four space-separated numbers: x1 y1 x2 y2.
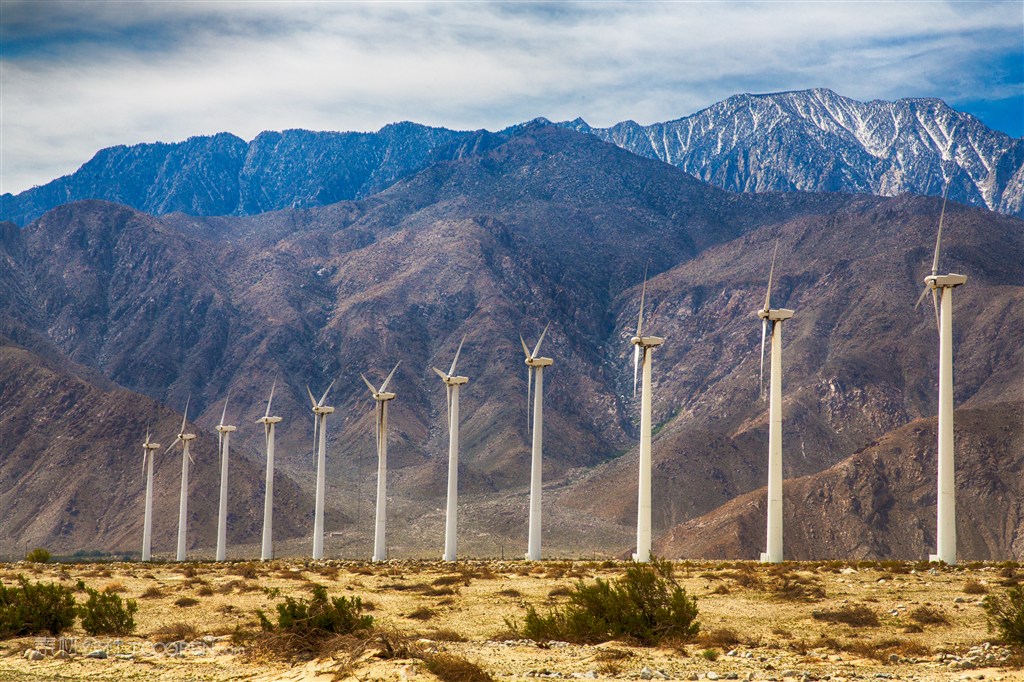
2 0 1021 194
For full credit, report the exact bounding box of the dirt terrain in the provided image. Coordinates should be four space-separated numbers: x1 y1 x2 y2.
1 559 1022 682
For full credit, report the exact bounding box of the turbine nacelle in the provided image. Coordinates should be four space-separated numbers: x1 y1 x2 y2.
143 442 161 450
757 308 794 322
375 390 399 400
525 356 553 368
215 424 237 433
257 416 283 425
180 433 197 442
312 405 336 415
925 273 967 289
631 335 665 348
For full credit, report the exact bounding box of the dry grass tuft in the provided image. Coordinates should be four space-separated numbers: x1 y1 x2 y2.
908 605 948 625
407 607 436 621
421 652 494 682
811 604 879 627
149 622 198 643
964 580 989 595
174 596 200 608
140 585 163 599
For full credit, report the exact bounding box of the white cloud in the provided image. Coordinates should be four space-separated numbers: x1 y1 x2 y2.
2 0 1020 193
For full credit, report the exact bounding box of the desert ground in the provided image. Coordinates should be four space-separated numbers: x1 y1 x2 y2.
2 559 1022 682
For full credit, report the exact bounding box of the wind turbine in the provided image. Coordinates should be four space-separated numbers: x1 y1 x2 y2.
520 324 552 561
163 397 196 562
434 335 468 562
361 362 401 562
308 380 335 560
214 392 235 562
141 430 160 562
756 243 793 564
630 273 663 563
257 380 282 561
915 185 966 565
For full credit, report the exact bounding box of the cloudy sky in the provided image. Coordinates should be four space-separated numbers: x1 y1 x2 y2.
2 0 1021 195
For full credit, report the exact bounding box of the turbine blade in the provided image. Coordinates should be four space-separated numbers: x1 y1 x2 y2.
526 366 532 435
144 428 150 445
931 288 940 331
265 377 277 418
317 379 336 407
188 449 194 465
765 240 778 311
932 181 950 276
360 373 376 395
520 334 530 359
532 322 550 358
633 344 640 398
141 450 147 479
760 318 768 399
220 389 231 426
163 435 181 455
180 395 190 435
306 385 317 410
914 285 931 310
380 361 401 393
449 334 467 376
217 431 224 458
637 269 648 337
432 367 448 381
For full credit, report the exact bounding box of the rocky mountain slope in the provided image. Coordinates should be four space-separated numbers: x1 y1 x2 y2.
1 124 1021 558
564 88 1024 219
3 90 1021 227
654 401 1024 560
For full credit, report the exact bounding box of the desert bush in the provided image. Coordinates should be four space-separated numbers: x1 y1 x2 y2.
698 627 742 648
422 586 458 597
771 577 826 601
421 652 494 682
964 580 989 595
984 586 1024 644
24 548 51 563
497 588 523 598
432 575 463 587
839 637 930 664
150 622 198 643
811 604 879 627
548 586 573 598
197 585 215 596
175 597 200 608
515 559 699 645
701 648 719 661
78 587 138 636
231 563 260 579
0 576 77 638
908 605 948 625
258 584 373 638
407 607 436 620
103 581 126 593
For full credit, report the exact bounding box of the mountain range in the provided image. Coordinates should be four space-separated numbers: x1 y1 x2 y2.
1 106 1021 561
2 89 1022 228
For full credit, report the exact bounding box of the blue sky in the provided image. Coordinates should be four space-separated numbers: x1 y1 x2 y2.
2 0 1021 195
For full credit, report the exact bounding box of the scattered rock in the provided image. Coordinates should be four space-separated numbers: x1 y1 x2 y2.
24 649 44 661
706 673 719 681
640 667 654 680
86 649 108 659
53 650 70 660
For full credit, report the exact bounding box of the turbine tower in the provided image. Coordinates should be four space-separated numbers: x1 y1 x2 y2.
361 362 401 562
757 243 793 564
257 380 282 561
631 274 663 563
915 186 966 565
308 380 335 560
434 335 468 562
214 393 235 562
520 324 552 561
141 430 160 562
163 397 196 562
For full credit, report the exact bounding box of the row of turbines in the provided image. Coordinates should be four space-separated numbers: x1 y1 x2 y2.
139 194 965 565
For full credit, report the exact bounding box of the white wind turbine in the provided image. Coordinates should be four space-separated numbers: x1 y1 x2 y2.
915 185 966 565
756 243 793 564
307 380 336 560
257 380 282 561
361 362 401 562
520 324 552 561
141 429 160 562
630 273 663 563
163 397 196 562
214 392 235 562
434 335 468 562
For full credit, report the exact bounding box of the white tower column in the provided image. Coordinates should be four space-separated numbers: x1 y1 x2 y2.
635 347 653 563
176 438 193 562
216 427 234 561
527 366 544 561
373 401 390 562
313 411 329 560
444 384 460 561
261 420 279 561
142 449 156 562
934 286 956 564
764 321 784 563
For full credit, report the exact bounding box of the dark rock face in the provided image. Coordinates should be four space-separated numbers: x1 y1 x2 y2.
563 88 1024 219
1 123 1022 558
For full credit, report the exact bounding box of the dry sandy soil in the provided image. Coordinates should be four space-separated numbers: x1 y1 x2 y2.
1 559 1023 682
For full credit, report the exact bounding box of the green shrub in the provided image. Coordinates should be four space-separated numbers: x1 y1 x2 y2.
78 587 138 635
515 559 699 645
0 576 77 638
24 548 51 563
984 586 1024 644
258 584 373 637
